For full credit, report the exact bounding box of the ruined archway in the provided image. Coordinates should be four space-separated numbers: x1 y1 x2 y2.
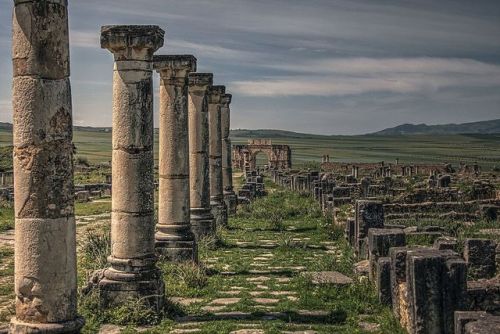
232 139 292 171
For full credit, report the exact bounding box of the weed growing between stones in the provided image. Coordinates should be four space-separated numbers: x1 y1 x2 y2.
78 228 111 272
0 204 13 232
162 262 208 290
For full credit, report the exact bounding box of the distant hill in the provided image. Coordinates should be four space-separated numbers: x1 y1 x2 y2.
0 122 12 130
231 129 326 139
372 119 500 135
0 122 112 132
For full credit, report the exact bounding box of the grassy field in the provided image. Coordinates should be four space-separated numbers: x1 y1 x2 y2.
1 128 500 170
75 184 403 333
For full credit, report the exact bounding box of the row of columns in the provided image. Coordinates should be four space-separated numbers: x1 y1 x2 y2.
10 2 237 331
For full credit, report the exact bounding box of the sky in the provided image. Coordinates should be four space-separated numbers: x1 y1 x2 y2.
0 0 500 135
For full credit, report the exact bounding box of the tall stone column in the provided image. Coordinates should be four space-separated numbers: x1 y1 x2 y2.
208 86 228 227
11 0 84 332
188 73 215 239
221 94 238 215
99 25 165 310
154 55 197 262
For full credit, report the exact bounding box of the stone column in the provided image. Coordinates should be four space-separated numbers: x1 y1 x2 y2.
188 73 215 239
221 94 238 215
11 0 84 332
153 55 197 262
99 25 165 310
208 86 228 227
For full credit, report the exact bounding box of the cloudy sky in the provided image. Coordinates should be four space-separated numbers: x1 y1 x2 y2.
1 0 499 134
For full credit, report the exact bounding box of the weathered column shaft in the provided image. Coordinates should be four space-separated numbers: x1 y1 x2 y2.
188 73 215 239
221 94 237 215
11 0 84 332
154 55 197 262
208 86 228 227
99 25 165 310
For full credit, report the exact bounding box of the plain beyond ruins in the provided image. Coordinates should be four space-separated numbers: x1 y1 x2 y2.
0 1 498 333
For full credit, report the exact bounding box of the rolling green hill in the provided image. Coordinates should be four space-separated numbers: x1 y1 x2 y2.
1 125 499 170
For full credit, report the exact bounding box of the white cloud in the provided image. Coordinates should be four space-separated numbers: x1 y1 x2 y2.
71 30 100 49
232 57 500 97
167 39 264 62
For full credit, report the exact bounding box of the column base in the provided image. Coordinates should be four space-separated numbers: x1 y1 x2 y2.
155 238 198 263
98 277 165 313
10 317 85 334
190 208 215 240
224 191 238 215
211 200 228 228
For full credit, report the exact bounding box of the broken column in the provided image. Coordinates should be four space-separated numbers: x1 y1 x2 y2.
208 86 228 227
11 0 84 332
221 93 238 215
154 55 197 262
99 25 165 310
188 73 215 239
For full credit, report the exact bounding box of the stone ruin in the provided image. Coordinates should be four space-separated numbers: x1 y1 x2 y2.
5 1 500 333
6 1 242 331
232 139 292 171
272 164 500 334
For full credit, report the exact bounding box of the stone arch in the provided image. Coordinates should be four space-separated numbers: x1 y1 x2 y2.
232 139 292 171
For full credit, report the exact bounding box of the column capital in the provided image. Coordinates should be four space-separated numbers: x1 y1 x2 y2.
189 73 213 90
100 25 164 61
209 85 226 104
221 94 232 106
153 55 197 79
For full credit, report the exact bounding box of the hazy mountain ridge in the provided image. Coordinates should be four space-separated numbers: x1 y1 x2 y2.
1 119 500 137
371 119 500 135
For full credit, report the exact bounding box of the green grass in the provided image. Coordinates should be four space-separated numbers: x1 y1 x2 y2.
76 184 403 333
0 205 14 232
75 201 111 217
2 128 500 169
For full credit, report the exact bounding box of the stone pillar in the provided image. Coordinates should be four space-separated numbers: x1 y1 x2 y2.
208 86 228 227
99 25 165 310
221 94 238 215
188 73 215 239
11 0 84 332
154 55 197 262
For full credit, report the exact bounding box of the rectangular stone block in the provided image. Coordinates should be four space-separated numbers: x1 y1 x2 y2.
345 218 355 247
464 238 497 279
368 228 405 281
355 201 384 251
442 257 467 334
464 315 500 334
406 249 466 334
376 257 392 306
406 248 445 334
466 278 500 314
454 311 487 334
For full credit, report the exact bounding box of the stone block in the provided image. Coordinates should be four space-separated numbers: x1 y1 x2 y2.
464 315 500 334
454 311 487 334
368 228 405 281
376 257 392 306
345 218 355 247
355 200 384 256
434 236 458 251
405 249 466 334
479 205 499 221
466 278 500 315
464 238 497 279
